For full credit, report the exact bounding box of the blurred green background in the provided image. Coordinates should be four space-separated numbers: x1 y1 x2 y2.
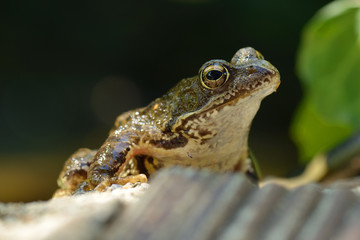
1 0 331 202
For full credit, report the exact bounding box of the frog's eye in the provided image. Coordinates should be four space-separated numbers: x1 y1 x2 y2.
200 63 229 89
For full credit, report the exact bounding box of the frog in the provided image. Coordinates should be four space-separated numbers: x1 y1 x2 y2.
54 47 280 197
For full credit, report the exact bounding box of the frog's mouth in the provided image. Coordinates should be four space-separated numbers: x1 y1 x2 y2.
203 72 280 114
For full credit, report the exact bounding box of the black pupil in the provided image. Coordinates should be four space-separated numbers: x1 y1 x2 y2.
206 70 223 81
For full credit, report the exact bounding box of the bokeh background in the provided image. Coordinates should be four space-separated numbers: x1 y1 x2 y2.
1 0 331 202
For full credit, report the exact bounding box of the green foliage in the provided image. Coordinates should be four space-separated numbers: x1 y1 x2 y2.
292 0 360 162
291 98 352 162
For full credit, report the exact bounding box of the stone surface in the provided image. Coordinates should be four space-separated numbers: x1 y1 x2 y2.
0 183 149 240
2 167 360 240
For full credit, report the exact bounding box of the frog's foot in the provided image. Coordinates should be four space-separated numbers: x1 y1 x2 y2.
93 174 148 192
73 180 96 195
53 188 72 198
73 174 147 194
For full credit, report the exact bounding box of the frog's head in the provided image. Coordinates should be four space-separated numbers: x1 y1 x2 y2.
197 47 280 113
164 47 280 136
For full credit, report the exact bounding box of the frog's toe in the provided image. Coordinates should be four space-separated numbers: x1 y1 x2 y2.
52 188 72 198
112 174 148 185
92 174 147 192
93 178 112 192
73 181 96 195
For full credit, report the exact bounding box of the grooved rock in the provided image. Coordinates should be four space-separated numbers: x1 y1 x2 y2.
2 167 360 240
0 183 149 240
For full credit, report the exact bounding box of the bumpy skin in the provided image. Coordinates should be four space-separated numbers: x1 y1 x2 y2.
55 47 280 196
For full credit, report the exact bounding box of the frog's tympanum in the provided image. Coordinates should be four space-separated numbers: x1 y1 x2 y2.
54 47 280 196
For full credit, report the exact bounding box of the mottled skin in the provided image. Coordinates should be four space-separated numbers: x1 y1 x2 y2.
55 47 280 196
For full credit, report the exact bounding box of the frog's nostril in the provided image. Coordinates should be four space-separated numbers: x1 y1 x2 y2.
247 65 257 74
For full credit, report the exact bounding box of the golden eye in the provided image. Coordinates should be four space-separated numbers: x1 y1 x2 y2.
200 63 229 89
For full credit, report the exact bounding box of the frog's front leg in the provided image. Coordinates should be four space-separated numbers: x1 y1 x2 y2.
77 130 147 193
54 148 97 197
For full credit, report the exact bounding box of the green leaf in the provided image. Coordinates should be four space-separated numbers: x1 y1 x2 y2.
291 97 352 163
293 0 360 162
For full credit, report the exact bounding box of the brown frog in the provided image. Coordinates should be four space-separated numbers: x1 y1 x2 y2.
54 47 280 196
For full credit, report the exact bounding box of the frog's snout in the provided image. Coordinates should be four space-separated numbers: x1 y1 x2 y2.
270 69 281 92
275 80 281 91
